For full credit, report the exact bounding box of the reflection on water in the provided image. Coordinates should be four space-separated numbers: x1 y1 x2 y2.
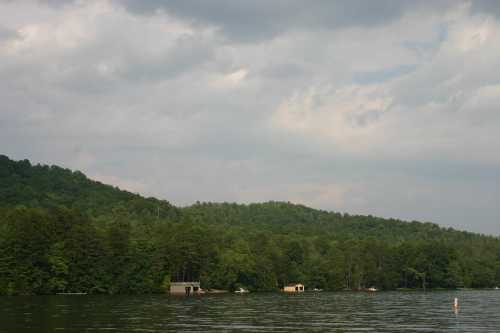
1 290 499 332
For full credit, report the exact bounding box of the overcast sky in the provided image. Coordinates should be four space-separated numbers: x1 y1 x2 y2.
1 0 500 235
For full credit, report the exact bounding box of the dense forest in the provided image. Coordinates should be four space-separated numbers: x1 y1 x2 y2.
1 155 499 295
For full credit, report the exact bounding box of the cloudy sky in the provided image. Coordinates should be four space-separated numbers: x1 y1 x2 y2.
1 0 500 235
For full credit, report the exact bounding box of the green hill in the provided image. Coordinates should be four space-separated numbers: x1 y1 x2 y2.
0 155 179 221
182 201 487 243
1 155 499 295
0 155 485 243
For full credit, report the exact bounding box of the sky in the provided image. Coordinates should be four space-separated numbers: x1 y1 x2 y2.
1 0 500 235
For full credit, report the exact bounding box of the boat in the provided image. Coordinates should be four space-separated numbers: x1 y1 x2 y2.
367 287 378 292
494 287 499 290
234 287 249 294
204 289 226 294
312 288 323 292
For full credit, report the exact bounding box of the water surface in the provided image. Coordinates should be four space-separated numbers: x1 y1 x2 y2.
1 290 499 332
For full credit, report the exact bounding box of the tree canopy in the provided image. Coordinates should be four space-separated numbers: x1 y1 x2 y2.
1 155 499 295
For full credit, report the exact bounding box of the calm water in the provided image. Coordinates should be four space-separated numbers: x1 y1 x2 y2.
1 290 499 332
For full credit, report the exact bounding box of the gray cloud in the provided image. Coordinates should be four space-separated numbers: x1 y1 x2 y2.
114 0 451 42
471 0 500 17
0 26 18 41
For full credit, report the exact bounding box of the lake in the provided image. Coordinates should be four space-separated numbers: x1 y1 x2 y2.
1 290 499 332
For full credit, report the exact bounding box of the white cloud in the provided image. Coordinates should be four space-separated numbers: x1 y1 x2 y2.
210 68 248 89
271 84 392 155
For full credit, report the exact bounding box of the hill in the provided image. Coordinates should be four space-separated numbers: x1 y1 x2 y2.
182 201 488 243
1 155 499 295
0 155 179 221
0 155 486 243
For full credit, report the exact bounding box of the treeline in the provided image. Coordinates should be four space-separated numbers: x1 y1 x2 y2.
1 206 499 295
0 155 499 295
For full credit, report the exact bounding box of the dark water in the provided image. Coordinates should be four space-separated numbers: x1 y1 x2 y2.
1 290 499 332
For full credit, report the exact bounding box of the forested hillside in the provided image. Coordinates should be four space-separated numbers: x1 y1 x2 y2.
0 155 179 221
1 155 499 295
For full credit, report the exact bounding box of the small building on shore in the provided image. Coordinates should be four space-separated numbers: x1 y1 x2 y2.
170 282 201 295
283 283 305 293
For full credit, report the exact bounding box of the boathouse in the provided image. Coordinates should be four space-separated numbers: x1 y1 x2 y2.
283 283 305 293
170 282 201 295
